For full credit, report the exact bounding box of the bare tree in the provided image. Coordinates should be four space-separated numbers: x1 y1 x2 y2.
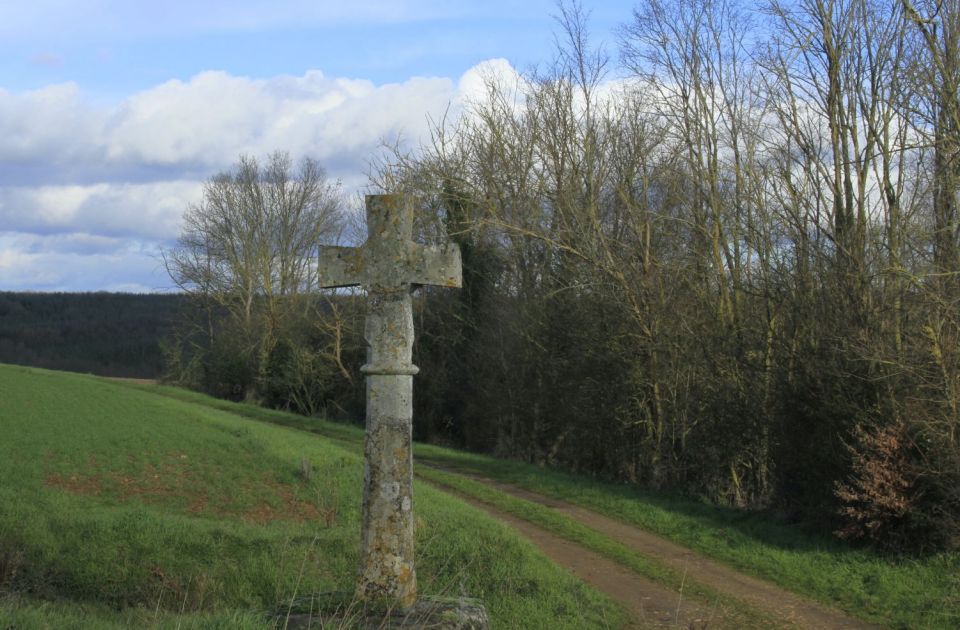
164 151 343 398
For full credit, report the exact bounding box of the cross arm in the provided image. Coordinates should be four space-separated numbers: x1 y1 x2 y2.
318 242 462 289
408 243 462 288
318 245 365 289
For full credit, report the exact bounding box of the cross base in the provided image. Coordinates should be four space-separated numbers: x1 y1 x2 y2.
276 593 490 629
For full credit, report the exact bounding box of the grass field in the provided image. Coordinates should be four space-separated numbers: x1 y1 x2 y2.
132 380 960 629
0 364 626 629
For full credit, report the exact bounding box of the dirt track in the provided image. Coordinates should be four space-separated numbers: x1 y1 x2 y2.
424 467 876 629
429 479 717 628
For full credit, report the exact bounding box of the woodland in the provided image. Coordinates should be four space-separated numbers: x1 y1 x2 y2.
8 0 960 555
0 292 178 378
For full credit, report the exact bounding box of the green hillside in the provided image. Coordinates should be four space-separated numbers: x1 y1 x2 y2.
127 379 960 629
0 364 625 628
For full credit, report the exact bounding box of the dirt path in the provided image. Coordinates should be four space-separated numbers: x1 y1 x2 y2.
426 478 719 629
423 465 877 630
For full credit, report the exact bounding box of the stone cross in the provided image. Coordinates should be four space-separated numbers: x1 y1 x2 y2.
318 194 462 609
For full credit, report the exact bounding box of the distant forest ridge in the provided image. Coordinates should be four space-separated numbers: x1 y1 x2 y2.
0 292 183 378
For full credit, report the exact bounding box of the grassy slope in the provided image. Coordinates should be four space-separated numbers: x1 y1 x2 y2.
0 365 626 629
135 382 960 630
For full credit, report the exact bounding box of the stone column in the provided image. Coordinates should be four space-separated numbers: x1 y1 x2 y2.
356 286 418 608
317 194 463 612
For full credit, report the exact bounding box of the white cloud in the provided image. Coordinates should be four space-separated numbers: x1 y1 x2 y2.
0 61 522 291
0 69 459 180
0 232 168 292
457 58 523 103
105 71 458 170
0 83 103 165
28 233 130 256
0 181 202 240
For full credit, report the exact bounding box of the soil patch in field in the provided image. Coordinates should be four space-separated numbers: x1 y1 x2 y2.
44 453 330 524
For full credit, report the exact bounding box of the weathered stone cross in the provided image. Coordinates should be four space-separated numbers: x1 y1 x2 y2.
318 194 462 609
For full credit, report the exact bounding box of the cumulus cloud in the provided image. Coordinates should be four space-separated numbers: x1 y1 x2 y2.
103 71 458 171
0 70 459 184
0 83 103 169
457 58 524 104
0 181 201 240
0 62 518 291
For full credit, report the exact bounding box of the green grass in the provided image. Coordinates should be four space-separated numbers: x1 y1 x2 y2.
0 365 627 629
0 593 267 629
131 380 960 630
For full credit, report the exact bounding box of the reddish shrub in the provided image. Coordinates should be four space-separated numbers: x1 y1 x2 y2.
835 417 916 551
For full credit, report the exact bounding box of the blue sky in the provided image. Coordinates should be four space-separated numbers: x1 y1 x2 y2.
0 0 632 292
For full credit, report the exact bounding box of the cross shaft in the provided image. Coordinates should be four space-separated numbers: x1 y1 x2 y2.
318 194 462 608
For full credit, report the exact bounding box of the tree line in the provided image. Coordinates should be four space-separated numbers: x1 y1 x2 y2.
0 292 180 378
164 0 960 553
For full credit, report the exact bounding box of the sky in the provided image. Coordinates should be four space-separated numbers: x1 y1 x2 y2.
0 0 632 293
